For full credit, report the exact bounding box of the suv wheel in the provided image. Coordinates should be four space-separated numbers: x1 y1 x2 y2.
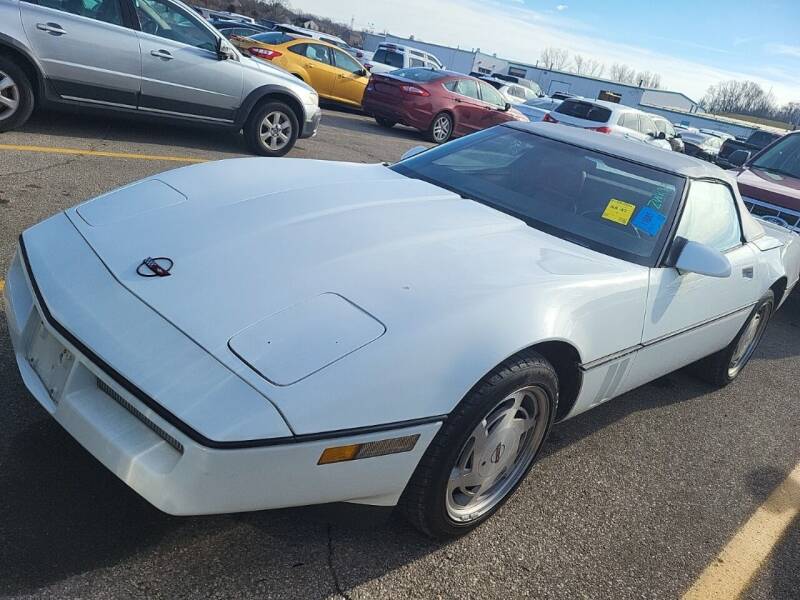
244 100 299 157
0 57 35 133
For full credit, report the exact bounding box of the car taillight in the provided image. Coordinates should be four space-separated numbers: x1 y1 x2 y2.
248 47 282 60
590 126 612 133
542 113 558 123
400 85 430 97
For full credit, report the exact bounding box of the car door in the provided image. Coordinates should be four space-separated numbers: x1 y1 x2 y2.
329 48 368 107
134 0 243 122
626 179 761 389
446 78 484 135
617 112 646 142
19 0 141 106
296 43 337 98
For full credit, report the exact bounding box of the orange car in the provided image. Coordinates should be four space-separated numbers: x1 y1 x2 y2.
233 32 370 108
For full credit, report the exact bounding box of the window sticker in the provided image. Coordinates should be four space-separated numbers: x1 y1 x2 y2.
631 206 667 237
601 199 637 225
647 186 670 210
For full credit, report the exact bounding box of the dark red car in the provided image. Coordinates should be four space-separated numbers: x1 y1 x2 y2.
362 68 527 143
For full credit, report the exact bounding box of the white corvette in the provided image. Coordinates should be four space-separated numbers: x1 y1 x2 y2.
5 124 799 537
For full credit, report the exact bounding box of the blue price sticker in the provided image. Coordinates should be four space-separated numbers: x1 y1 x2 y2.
631 207 667 237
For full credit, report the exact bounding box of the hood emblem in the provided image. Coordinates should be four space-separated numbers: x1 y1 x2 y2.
137 257 173 277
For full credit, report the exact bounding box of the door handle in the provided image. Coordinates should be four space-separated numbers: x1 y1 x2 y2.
454 97 463 103
150 49 173 60
36 22 66 35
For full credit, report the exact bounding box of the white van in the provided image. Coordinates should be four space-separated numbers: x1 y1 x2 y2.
366 43 443 74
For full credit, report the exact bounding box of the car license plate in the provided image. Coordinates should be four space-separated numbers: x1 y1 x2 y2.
26 320 74 401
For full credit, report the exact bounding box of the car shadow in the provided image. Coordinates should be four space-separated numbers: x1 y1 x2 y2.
16 109 249 155
319 106 432 144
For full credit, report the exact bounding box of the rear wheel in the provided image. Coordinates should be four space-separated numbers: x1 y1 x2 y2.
0 57 35 133
426 111 453 144
244 100 299 157
689 290 774 387
375 116 396 128
400 351 558 538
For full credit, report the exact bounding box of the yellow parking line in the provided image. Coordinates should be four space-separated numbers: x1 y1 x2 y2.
0 144 207 164
0 279 4 293
682 462 800 599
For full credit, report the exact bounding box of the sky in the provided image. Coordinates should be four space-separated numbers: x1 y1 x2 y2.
294 0 800 105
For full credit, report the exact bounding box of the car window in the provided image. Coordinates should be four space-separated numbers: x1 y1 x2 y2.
251 31 295 44
288 42 307 56
134 0 217 51
393 68 447 82
653 119 667 135
332 48 362 73
750 133 800 179
36 0 124 26
640 115 657 136
409 57 425 68
392 127 686 266
664 121 676 138
454 79 480 100
676 181 742 252
479 81 506 107
618 113 637 130
556 100 612 123
304 43 332 64
373 49 403 68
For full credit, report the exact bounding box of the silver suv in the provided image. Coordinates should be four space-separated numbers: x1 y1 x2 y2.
0 0 321 156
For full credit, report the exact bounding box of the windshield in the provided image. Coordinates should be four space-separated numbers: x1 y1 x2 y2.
751 134 800 179
391 127 686 266
373 49 404 68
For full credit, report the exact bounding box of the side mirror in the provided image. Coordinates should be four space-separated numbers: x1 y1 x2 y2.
356 68 368 77
667 238 731 278
502 102 511 112
657 131 667 140
399 145 428 161
729 149 751 167
217 39 237 61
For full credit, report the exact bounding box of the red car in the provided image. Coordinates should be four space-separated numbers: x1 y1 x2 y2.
362 68 528 143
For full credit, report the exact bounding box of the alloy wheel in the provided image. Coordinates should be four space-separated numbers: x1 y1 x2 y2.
259 110 292 151
445 385 550 522
432 115 451 142
728 302 771 378
0 71 20 122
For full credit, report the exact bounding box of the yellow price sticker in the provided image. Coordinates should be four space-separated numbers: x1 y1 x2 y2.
601 199 636 225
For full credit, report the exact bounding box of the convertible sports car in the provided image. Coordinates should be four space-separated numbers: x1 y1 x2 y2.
5 124 800 538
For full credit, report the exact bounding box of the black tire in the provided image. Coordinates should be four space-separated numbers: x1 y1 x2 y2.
689 289 774 387
399 351 558 538
375 116 396 128
244 100 299 157
425 111 453 144
0 56 35 133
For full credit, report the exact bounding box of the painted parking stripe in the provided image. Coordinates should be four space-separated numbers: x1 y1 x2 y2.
682 462 800 599
0 279 4 292
0 144 207 164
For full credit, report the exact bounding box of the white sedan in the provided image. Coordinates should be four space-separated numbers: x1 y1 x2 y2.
6 124 799 538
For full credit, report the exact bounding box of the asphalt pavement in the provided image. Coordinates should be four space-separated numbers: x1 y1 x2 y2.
0 107 798 599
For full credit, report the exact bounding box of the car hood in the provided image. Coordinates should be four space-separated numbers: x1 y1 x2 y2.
736 167 800 211
66 159 637 391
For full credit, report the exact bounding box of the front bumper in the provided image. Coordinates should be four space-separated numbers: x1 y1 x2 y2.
4 224 440 515
300 106 322 139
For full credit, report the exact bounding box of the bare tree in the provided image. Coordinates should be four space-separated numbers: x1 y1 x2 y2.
572 54 604 78
635 70 662 89
701 80 778 117
540 47 570 71
608 63 636 84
